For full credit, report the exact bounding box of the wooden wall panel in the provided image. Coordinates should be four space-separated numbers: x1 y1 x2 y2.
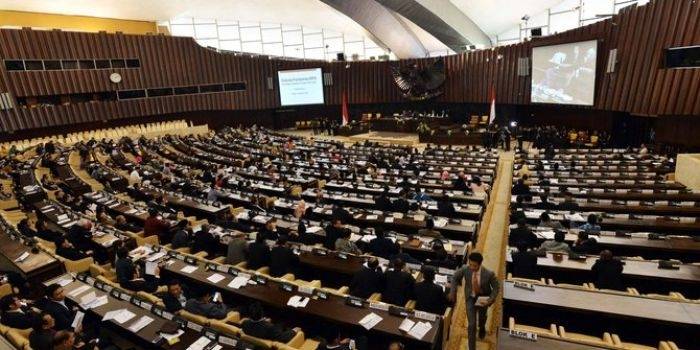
0 0 698 133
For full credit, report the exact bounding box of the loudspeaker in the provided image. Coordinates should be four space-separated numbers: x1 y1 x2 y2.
517 57 530 76
0 92 14 110
531 28 542 37
336 53 345 61
323 72 333 86
606 48 618 73
266 77 274 90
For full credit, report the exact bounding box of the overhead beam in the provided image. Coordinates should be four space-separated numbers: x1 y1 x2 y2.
376 0 492 51
320 0 428 59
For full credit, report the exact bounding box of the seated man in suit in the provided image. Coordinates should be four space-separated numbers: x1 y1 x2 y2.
258 218 279 241
334 229 362 255
368 228 399 259
66 219 93 253
510 244 538 279
115 247 159 292
572 231 598 254
269 236 299 278
557 192 579 211
1 294 38 329
246 234 270 270
160 279 191 313
349 258 384 299
41 284 75 330
449 252 499 350
538 212 564 230
191 224 219 255
144 208 173 243
382 258 415 306
591 250 624 291
324 218 347 250
29 313 56 350
54 236 91 261
511 177 530 196
114 215 141 233
414 267 448 314
418 218 444 239
241 302 299 343
34 219 60 242
375 191 393 212
392 192 410 213
534 194 557 210
536 231 572 254
170 220 192 249
185 288 230 320
508 218 538 249
226 234 248 265
436 199 456 217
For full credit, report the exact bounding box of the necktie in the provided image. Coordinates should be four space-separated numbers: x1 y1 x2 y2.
472 271 480 296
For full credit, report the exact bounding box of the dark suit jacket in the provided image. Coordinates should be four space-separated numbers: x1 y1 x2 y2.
375 196 392 212
511 183 531 196
557 201 580 211
1 309 37 329
115 222 141 233
56 246 88 261
349 266 384 299
534 200 557 210
508 227 538 249
184 299 229 319
246 242 270 270
414 281 447 314
511 250 538 279
115 258 136 287
258 228 279 242
437 201 456 217
41 299 74 330
392 199 410 213
192 231 218 254
572 238 598 255
368 237 398 259
171 229 191 249
269 246 298 277
29 329 55 350
591 259 624 291
323 226 344 250
382 269 415 306
450 266 499 306
67 225 92 252
241 319 296 343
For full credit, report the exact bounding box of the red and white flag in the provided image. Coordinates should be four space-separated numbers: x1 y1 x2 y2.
341 90 349 126
488 84 496 125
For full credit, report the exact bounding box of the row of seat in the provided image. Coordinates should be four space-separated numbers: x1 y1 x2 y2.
0 120 205 152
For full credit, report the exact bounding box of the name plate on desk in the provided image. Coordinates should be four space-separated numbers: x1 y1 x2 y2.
337 252 348 260
298 285 314 295
388 305 413 317
414 311 437 322
187 321 203 332
252 275 267 285
345 296 365 308
509 329 538 341
514 281 535 291
279 282 295 293
312 248 328 256
369 302 390 311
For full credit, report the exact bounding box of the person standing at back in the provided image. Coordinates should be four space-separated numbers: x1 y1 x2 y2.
449 252 499 350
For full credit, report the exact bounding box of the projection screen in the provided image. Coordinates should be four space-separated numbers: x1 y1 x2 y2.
531 40 598 105
278 68 325 106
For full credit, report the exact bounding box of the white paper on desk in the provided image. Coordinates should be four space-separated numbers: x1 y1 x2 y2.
360 235 376 243
433 217 448 228
565 213 585 222
408 321 432 340
307 226 322 234
160 329 184 343
147 251 167 262
79 292 97 306
68 285 91 297
56 277 73 287
286 295 309 308
366 215 378 220
399 318 415 333
125 208 138 214
435 274 448 284
14 252 30 263
186 336 211 350
71 311 84 330
349 233 363 242
180 265 198 273
358 312 383 330
536 231 556 240
113 309 136 324
207 273 225 284
128 315 153 332
227 276 250 289
102 309 121 322
145 262 158 276
384 217 394 223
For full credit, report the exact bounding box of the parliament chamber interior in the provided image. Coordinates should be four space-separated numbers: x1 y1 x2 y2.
0 0 698 349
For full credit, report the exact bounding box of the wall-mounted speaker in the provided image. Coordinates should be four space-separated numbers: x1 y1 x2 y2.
517 57 530 76
0 92 14 110
266 77 274 90
531 28 542 37
606 48 617 73
337 53 346 61
323 72 333 86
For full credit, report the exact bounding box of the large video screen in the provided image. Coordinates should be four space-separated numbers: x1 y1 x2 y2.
531 40 597 105
278 68 324 106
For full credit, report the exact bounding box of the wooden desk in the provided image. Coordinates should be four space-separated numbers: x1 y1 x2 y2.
43 274 248 350
497 329 612 350
0 231 63 284
505 252 700 298
161 258 442 348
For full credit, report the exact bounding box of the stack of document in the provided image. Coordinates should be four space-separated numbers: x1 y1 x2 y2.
399 319 433 340
358 313 383 330
79 292 109 309
128 315 153 332
102 309 136 324
227 276 250 289
186 336 211 350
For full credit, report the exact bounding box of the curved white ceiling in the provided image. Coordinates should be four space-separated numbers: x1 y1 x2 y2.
0 0 565 56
